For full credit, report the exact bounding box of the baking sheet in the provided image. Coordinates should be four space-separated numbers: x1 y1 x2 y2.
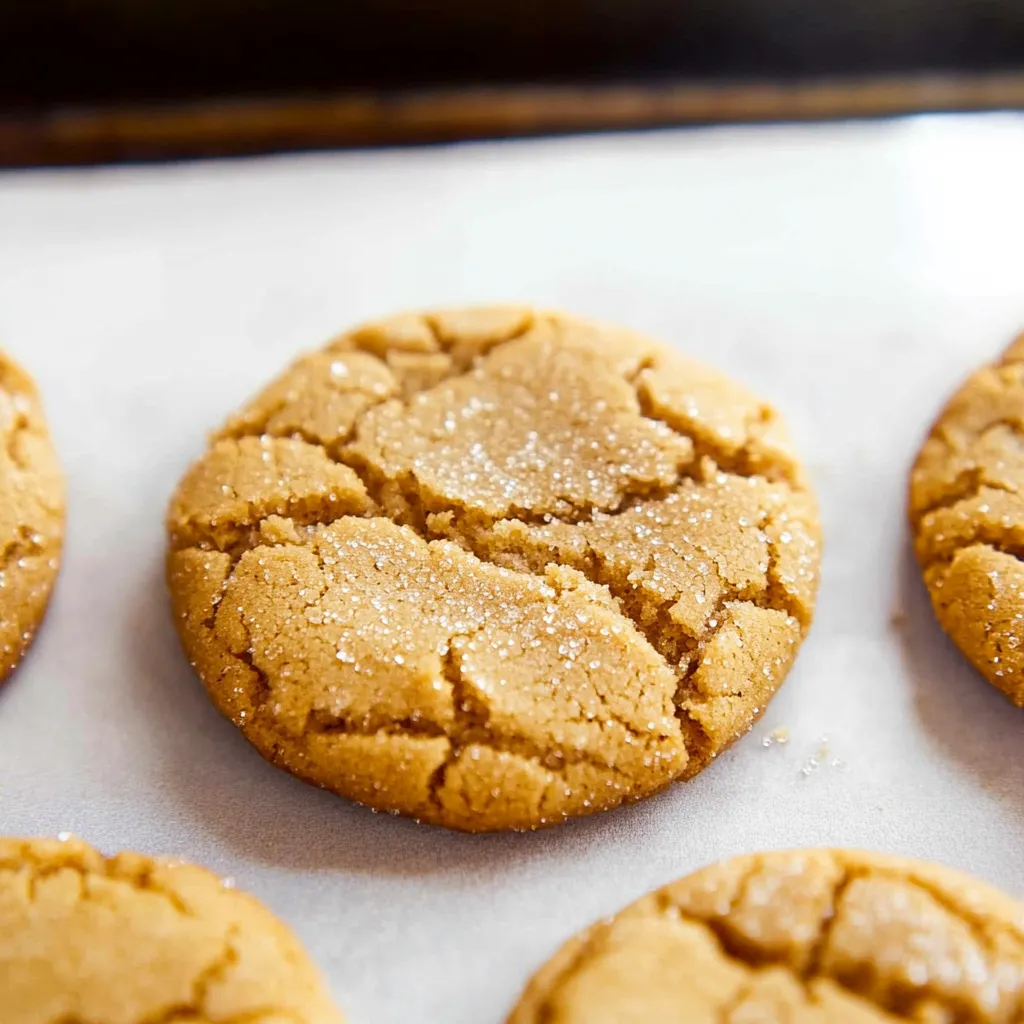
1 114 1023 1024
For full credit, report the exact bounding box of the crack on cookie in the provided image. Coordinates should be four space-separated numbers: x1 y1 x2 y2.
919 524 1024 575
801 868 856 982
4 402 31 472
421 489 806 653
761 510 811 629
186 923 241 1012
668 859 1021 1024
230 642 273 715
167 445 377 557
0 846 196 920
656 858 767 963
128 929 243 1024
417 308 537 371
344 308 535 371
911 355 1024 556
0 367 53 476
183 551 275 722
341 452 697 534
306 711 448 740
899 875 1009 966
215 345 398 455
530 926 610 1024
425 636 485 809
420 313 447 352
221 416 364 464
911 415 1024 528
0 523 47 575
174 518 290 565
916 470 1018 524
672 700 716 777
632 370 803 490
298 618 652 792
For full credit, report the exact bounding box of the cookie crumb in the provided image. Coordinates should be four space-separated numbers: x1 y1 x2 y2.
801 735 830 777
761 725 790 747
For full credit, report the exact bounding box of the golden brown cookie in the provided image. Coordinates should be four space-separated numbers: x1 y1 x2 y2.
508 848 1024 1024
0 351 64 684
910 334 1024 706
0 835 345 1024
167 307 820 831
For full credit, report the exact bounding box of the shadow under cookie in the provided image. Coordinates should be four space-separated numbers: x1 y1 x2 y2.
896 541 1024 817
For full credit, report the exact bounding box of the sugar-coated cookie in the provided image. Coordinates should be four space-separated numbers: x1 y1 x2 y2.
0 351 63 685
911 334 1024 705
168 307 820 831
0 836 344 1024
509 848 1024 1023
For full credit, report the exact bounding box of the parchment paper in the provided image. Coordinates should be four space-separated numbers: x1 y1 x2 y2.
1 113 1023 1023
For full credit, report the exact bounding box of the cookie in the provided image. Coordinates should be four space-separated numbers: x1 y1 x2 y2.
0 351 64 685
0 835 344 1024
167 307 820 831
910 334 1024 706
509 848 1024 1023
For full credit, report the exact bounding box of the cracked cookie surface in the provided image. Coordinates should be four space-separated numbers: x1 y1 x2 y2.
167 307 820 831
910 334 1024 706
0 836 344 1024
507 848 1024 1024
0 351 63 685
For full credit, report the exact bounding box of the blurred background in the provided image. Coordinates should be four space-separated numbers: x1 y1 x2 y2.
3 0 1024 164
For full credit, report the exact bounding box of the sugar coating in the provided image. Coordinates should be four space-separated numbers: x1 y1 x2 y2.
0 351 64 685
167 307 821 832
508 849 1024 1024
0 836 344 1024
910 334 1024 706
